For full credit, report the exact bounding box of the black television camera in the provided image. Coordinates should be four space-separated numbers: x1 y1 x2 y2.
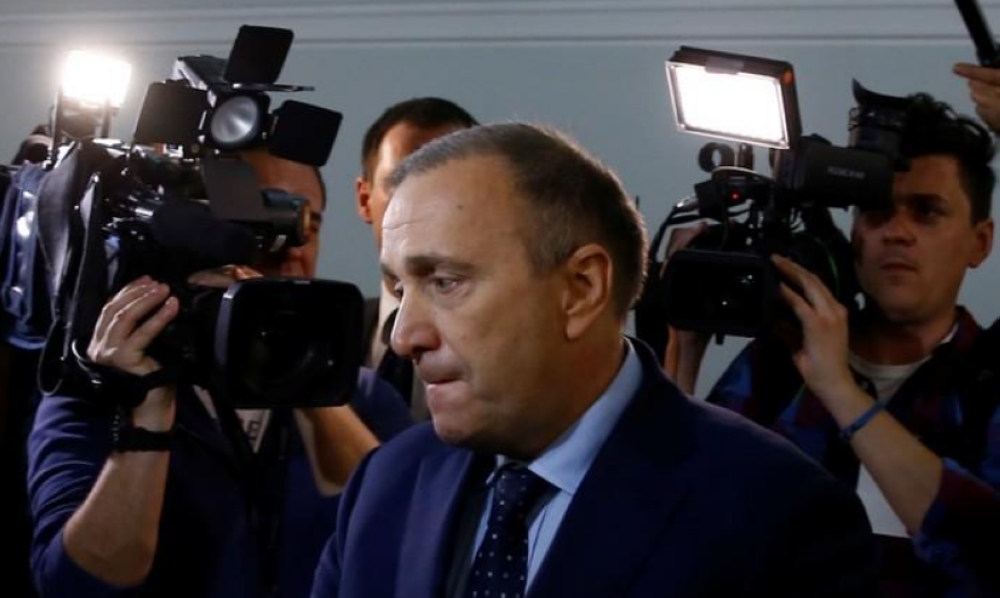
636 47 909 346
30 25 363 409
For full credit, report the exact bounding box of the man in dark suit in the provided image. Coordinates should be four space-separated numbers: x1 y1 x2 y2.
312 123 878 597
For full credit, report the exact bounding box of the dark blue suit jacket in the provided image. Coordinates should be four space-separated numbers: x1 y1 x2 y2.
313 344 878 597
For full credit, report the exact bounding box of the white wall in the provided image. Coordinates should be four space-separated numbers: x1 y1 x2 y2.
1 0 997 394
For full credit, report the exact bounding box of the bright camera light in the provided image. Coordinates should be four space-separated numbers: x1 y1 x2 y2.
61 50 132 109
668 64 788 148
665 47 800 150
210 95 265 150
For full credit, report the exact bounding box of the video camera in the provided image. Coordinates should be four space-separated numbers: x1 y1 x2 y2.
20 25 364 409
636 47 909 342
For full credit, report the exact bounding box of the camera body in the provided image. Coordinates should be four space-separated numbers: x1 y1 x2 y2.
643 80 910 339
33 26 361 409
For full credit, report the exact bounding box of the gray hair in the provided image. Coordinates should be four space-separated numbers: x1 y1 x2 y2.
387 122 647 316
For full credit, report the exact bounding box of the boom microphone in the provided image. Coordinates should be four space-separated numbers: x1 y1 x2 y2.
955 0 1000 67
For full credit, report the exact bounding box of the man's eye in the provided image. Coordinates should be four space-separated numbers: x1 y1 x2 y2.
913 204 942 221
860 208 892 225
432 278 459 293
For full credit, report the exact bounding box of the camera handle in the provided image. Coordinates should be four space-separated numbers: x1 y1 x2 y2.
697 142 754 173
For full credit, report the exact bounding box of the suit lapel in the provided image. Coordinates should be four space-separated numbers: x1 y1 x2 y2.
398 444 485 597
529 348 700 597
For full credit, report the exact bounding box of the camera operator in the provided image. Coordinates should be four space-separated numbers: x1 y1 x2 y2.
355 97 477 420
666 92 999 595
26 149 413 598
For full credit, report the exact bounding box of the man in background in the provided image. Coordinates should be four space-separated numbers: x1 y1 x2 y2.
354 97 477 420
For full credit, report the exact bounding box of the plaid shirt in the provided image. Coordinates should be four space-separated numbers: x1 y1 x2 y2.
708 308 1000 597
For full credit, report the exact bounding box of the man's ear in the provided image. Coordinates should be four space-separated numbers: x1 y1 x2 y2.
562 243 614 341
970 217 994 268
356 176 374 224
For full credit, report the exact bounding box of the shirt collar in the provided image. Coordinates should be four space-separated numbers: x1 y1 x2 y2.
945 306 980 355
495 338 642 497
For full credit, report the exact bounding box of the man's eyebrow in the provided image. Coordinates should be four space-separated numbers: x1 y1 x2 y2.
380 262 397 280
381 254 475 278
861 193 947 214
902 192 947 204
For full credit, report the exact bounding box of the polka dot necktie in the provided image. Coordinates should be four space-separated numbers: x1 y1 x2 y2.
464 465 551 598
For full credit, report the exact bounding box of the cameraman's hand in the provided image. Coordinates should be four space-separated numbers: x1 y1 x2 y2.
88 276 179 428
772 255 856 403
954 63 1000 134
88 276 178 377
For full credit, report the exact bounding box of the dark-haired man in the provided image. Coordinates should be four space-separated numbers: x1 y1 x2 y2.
670 91 1000 596
355 97 477 420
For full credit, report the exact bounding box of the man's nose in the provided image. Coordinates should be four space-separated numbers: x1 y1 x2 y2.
390 293 437 362
280 247 306 276
881 209 916 243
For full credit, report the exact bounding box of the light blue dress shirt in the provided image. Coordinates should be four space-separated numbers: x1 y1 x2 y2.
466 338 642 591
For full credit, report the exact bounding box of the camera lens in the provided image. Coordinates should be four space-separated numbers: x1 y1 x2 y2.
243 307 329 392
663 249 774 337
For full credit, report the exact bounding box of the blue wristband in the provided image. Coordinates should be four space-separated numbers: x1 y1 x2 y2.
839 402 885 442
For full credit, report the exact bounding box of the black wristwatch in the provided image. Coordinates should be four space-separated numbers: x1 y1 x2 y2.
112 408 174 452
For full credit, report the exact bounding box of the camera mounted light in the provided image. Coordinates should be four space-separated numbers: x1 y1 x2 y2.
134 24 342 166
666 46 801 150
209 93 270 151
195 26 286 152
61 50 132 110
49 50 133 164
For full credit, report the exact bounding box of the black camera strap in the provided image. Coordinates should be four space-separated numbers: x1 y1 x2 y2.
37 141 118 397
257 409 293 597
210 391 293 597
